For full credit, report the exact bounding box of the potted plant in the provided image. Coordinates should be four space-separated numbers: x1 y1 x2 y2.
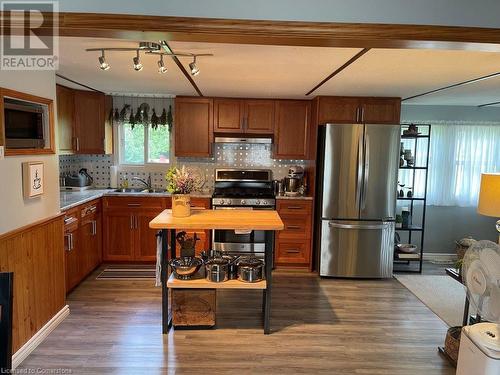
166 166 203 218
395 214 403 229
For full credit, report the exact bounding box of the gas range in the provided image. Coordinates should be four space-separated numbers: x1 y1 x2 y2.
211 169 275 208
211 168 275 256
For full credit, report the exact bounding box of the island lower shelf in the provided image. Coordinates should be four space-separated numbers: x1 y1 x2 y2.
167 273 267 290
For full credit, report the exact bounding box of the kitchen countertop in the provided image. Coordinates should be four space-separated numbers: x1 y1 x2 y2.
276 195 314 200
150 209 284 230
59 188 213 211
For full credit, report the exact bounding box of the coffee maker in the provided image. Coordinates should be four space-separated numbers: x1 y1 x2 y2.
283 166 306 196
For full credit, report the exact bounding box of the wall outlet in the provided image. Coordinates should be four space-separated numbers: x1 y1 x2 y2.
0 145 4 160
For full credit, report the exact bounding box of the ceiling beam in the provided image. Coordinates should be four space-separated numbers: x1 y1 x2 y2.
160 41 203 97
478 100 500 108
56 74 105 93
49 13 500 52
402 71 500 102
305 48 370 96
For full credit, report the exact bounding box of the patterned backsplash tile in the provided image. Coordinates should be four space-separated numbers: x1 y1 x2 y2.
59 143 307 190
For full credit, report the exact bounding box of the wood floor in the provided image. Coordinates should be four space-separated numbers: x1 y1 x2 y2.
18 268 454 374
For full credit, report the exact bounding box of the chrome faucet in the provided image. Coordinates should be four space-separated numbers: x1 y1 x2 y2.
132 175 152 190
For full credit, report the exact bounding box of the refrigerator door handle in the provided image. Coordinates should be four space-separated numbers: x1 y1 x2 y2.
356 134 364 209
328 221 387 230
361 133 370 210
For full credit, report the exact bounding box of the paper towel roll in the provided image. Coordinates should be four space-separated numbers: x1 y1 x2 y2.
110 166 118 188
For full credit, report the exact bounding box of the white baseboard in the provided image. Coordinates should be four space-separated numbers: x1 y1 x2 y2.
422 253 457 262
12 305 70 369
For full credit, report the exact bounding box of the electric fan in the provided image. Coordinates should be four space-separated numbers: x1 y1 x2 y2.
457 240 500 375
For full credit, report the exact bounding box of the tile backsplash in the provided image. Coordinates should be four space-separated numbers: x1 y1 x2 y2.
59 143 307 190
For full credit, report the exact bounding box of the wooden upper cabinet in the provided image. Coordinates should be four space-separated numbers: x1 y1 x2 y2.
56 84 75 153
360 98 401 124
317 97 360 124
214 99 243 133
57 86 112 155
244 99 275 134
314 96 401 125
274 100 311 159
74 90 105 154
175 97 213 157
213 98 275 134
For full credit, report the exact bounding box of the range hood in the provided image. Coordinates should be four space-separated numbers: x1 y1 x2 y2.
214 136 272 144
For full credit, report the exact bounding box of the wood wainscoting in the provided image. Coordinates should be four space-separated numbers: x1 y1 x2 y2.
0 214 66 354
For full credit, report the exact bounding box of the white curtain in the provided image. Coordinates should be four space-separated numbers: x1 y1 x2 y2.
425 122 500 207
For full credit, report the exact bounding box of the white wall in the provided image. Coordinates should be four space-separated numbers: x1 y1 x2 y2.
0 71 60 235
58 0 500 28
402 104 499 254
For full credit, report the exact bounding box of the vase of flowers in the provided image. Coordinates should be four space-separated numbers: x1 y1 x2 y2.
166 166 203 218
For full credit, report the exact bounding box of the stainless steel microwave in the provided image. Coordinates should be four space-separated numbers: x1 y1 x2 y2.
4 97 47 149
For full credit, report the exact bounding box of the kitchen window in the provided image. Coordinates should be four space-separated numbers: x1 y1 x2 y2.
119 123 170 165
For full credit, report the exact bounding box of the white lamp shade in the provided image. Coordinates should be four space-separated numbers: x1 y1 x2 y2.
478 173 500 217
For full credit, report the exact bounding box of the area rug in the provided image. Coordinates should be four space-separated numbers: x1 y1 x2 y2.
395 275 470 327
96 265 156 280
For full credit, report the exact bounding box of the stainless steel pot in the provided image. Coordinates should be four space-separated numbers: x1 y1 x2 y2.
236 256 264 283
205 258 229 282
221 254 239 280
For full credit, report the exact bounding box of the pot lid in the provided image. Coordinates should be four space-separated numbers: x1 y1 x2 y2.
237 256 264 267
206 257 228 265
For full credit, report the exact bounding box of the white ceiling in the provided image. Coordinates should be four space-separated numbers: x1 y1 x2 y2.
57 37 500 106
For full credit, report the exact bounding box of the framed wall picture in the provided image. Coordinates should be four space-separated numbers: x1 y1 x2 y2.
22 161 44 199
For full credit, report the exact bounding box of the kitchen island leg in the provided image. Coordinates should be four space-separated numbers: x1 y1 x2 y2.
264 230 274 334
161 229 176 334
161 229 170 333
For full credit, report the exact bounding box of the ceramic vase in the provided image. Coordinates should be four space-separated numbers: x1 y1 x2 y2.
172 194 191 218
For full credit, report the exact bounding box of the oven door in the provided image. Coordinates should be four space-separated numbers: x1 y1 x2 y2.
212 206 271 257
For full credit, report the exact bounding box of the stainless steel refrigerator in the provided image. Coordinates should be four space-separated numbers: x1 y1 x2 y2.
315 123 400 278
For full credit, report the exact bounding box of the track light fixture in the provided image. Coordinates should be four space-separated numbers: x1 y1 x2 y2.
133 50 143 71
98 50 110 70
189 56 200 76
86 41 213 74
157 54 167 74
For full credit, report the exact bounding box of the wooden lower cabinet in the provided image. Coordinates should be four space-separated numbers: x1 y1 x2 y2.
136 211 163 261
275 199 313 269
103 209 136 261
103 196 168 262
64 208 80 292
64 200 103 293
102 196 212 262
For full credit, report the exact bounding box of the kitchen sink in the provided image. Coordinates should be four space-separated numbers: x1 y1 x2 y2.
113 188 167 194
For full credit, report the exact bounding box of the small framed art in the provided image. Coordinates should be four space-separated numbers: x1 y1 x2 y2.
22 161 44 199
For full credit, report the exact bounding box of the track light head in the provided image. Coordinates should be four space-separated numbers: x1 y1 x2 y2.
133 50 143 71
189 56 200 76
157 55 167 74
98 50 110 70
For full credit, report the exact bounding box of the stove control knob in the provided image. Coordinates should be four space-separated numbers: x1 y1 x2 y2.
241 199 246 205
255 200 261 205
219 199 225 205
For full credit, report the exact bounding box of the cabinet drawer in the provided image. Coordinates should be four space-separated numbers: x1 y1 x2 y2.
277 199 313 215
275 240 311 265
103 196 166 209
63 208 79 232
278 215 311 239
81 199 101 218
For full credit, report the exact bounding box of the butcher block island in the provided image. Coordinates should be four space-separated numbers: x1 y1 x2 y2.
149 209 284 334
